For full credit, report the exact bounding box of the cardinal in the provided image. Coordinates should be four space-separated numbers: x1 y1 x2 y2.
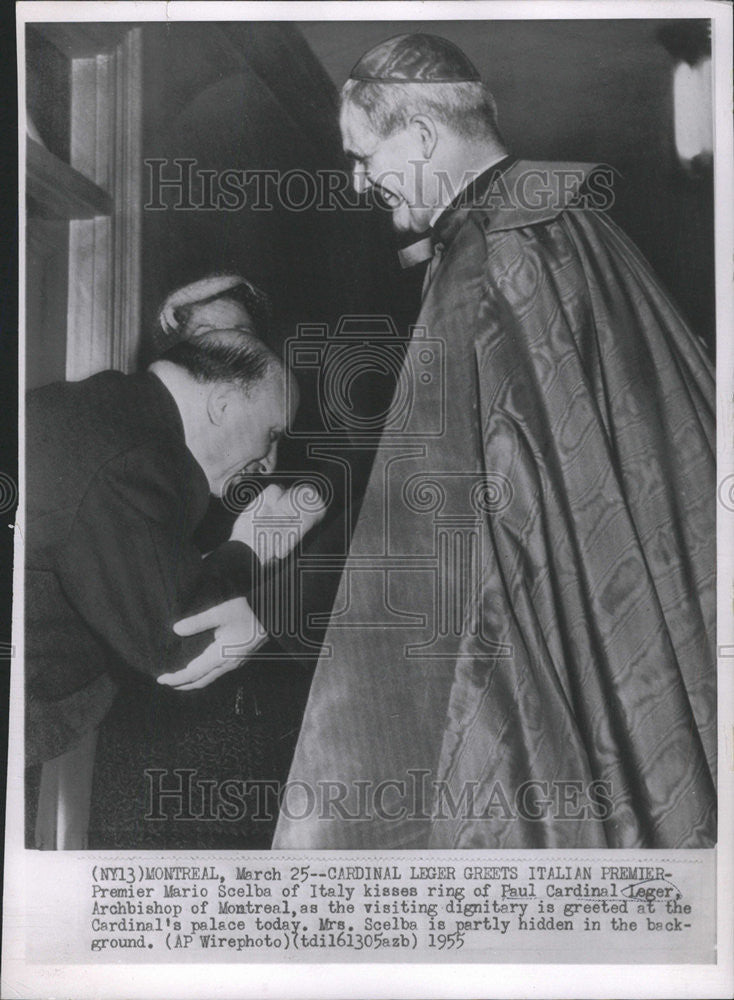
274 34 716 849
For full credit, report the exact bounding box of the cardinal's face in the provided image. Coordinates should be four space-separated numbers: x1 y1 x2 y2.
341 105 435 234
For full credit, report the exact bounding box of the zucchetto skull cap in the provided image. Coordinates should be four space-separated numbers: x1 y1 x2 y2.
348 33 481 84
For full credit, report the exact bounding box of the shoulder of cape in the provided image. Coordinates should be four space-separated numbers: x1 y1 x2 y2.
470 159 606 234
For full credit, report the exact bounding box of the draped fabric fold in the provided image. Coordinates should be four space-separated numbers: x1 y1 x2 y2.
274 160 715 850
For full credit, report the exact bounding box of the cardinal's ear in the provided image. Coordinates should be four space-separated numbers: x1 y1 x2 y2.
410 114 438 158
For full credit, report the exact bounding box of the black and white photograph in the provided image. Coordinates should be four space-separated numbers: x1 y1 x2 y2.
3 1 733 997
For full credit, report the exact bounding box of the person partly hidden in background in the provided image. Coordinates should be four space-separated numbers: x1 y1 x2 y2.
25 309 326 849
152 272 273 360
266 34 715 849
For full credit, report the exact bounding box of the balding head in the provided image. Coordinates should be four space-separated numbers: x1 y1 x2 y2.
149 330 291 495
156 328 282 395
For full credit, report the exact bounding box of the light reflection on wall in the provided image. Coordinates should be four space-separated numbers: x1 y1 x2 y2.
673 57 713 166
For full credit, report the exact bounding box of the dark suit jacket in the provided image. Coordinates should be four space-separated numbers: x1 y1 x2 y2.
26 370 259 766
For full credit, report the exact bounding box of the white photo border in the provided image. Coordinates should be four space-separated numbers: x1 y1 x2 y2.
5 2 733 998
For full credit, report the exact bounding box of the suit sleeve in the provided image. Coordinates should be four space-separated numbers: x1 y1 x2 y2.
55 439 261 680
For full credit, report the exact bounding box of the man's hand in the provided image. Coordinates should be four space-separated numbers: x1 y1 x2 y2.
157 596 267 690
229 481 327 564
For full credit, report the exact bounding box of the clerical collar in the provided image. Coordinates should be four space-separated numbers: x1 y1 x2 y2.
428 153 514 229
398 154 517 269
432 154 518 238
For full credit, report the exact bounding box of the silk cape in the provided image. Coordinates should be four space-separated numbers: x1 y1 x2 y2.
274 160 716 849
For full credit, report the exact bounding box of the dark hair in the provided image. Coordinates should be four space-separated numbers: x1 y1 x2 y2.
159 333 279 394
